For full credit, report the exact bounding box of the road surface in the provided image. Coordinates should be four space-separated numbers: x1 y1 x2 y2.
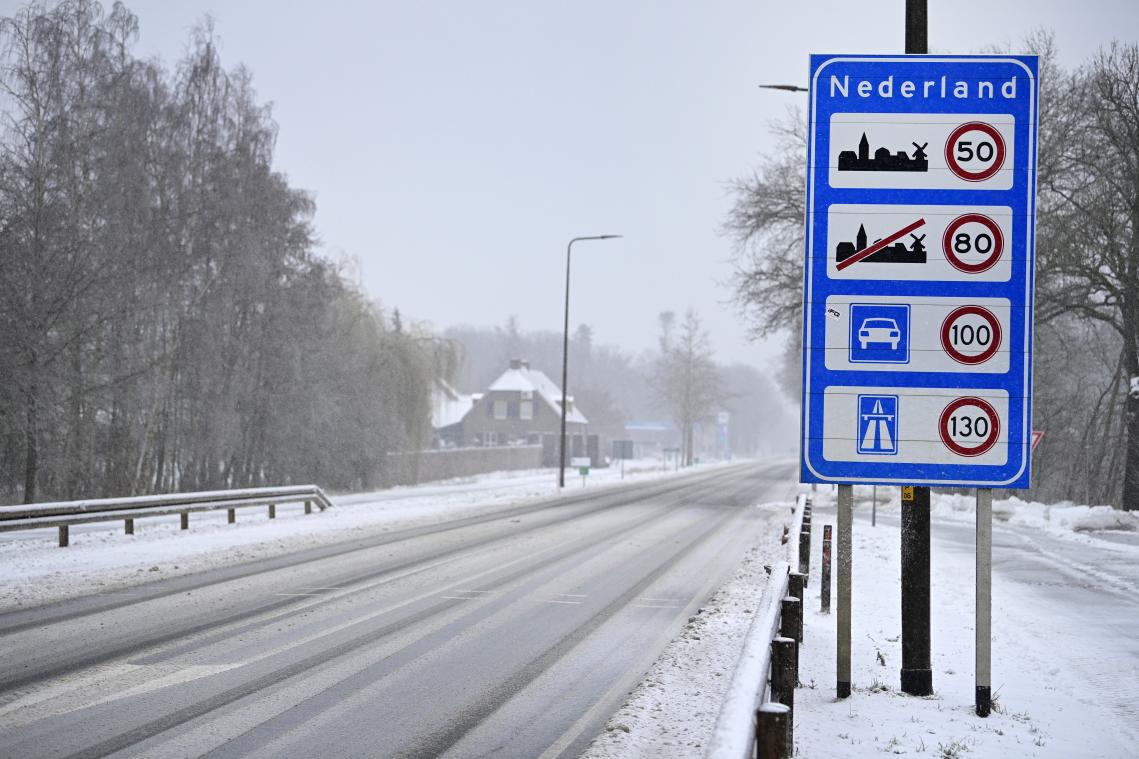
0 462 794 758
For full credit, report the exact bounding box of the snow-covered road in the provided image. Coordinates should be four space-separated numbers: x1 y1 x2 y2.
0 462 794 758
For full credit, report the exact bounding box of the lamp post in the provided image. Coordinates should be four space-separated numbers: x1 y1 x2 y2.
559 234 621 488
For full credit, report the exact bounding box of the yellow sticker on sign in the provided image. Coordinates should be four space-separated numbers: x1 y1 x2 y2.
902 486 915 501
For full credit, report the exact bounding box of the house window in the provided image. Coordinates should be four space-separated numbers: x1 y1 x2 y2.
484 431 498 446
520 400 533 420
493 400 507 419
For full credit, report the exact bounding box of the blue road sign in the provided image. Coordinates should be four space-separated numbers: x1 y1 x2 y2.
800 55 1038 488
857 395 899 455
849 303 910 364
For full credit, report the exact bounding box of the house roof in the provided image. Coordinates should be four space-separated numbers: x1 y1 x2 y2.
488 366 589 425
431 378 475 429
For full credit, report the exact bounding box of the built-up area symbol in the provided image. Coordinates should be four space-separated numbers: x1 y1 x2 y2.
835 221 927 270
838 133 928 172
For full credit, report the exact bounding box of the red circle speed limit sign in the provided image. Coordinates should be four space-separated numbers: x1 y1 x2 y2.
939 397 1000 457
940 306 1002 365
944 122 1006 181
942 213 1004 272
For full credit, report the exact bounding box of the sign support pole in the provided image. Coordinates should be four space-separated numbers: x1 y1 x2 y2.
900 485 932 694
899 0 934 700
837 483 853 698
976 487 992 716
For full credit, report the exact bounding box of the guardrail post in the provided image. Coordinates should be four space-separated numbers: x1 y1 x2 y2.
227 508 236 524
304 499 312 515
771 635 798 715
789 572 806 645
780 596 801 671
58 525 69 547
125 518 134 536
268 503 276 519
180 512 189 530
798 528 810 583
756 702 791 759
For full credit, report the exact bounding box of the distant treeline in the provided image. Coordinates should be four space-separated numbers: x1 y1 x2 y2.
0 1 440 502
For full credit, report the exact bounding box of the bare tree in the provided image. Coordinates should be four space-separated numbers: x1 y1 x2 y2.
1038 43 1139 509
653 309 721 466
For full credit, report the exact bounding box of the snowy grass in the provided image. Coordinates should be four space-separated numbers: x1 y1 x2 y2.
794 487 1138 758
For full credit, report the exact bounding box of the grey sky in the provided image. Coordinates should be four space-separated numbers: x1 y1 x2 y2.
6 0 1137 369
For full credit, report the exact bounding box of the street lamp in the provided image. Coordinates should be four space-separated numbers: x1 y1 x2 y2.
559 234 622 488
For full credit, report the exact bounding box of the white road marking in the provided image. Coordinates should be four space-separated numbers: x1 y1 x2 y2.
542 599 581 605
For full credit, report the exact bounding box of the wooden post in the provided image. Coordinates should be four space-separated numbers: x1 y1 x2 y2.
268 503 276 519
756 703 791 759
821 524 832 613
789 572 806 645
180 512 189 530
125 518 134 535
304 500 312 515
780 596 801 671
771 636 798 713
58 525 69 547
228 508 236 524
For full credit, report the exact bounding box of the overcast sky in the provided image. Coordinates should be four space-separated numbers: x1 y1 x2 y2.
6 0 1136 370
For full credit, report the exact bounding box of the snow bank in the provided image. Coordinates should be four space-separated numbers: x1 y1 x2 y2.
834 485 1139 536
581 501 794 758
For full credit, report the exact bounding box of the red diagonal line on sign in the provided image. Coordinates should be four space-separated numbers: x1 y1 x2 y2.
835 217 926 271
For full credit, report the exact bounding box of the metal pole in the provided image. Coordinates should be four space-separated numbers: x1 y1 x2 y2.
905 0 928 54
558 239 574 489
558 234 620 489
900 0 933 699
837 483 852 698
976 488 992 716
872 485 877 526
900 485 933 695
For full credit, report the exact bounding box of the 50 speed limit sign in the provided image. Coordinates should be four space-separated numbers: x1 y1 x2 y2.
802 55 1038 488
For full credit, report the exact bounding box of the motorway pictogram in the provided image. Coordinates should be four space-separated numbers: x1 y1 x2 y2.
857 395 899 455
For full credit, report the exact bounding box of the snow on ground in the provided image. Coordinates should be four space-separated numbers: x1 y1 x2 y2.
584 484 1139 759
581 500 798 759
0 458 715 612
795 486 1139 759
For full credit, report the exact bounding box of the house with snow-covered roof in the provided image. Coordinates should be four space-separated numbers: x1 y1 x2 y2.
459 359 591 460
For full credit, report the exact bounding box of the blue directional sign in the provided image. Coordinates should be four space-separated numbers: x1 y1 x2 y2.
800 55 1038 488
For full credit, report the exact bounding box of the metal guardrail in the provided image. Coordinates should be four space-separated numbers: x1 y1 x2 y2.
0 485 332 547
707 493 811 759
